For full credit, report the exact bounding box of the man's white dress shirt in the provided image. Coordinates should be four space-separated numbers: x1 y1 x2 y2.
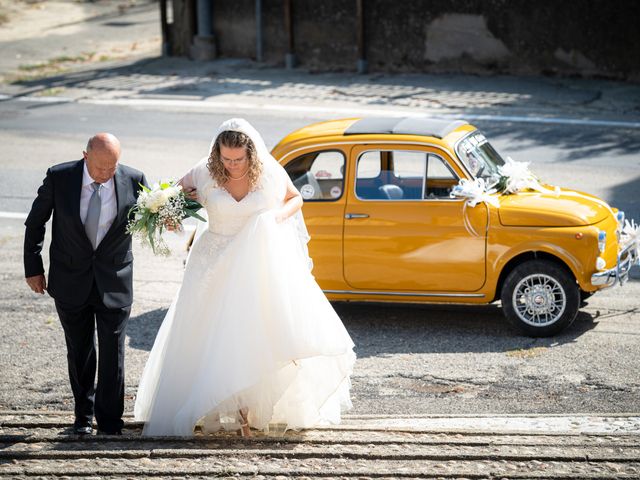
80 162 117 247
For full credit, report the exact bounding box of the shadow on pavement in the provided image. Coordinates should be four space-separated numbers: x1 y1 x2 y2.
334 302 598 358
127 307 165 351
607 174 640 221
126 301 599 355
481 123 640 160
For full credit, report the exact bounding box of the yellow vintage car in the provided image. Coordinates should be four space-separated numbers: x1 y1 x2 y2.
272 117 639 336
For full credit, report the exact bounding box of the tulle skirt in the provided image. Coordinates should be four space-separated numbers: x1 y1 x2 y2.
133 211 356 436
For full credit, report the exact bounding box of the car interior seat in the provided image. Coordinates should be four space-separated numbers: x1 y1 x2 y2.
377 184 404 199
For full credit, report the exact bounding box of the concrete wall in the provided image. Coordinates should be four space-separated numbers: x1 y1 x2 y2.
176 0 640 81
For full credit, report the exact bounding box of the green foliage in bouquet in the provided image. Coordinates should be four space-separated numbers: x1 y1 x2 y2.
127 181 205 255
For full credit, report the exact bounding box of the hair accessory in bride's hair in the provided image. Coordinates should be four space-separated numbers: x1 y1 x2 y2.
211 118 255 152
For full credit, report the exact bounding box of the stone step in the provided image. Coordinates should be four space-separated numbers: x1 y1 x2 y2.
2 444 640 462
2 412 639 478
3 411 640 435
2 456 639 478
0 477 439 480
2 426 639 448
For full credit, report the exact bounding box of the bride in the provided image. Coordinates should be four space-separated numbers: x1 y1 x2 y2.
134 118 356 436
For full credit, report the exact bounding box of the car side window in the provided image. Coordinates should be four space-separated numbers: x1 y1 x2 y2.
284 150 346 201
355 150 426 200
424 154 459 199
356 151 381 179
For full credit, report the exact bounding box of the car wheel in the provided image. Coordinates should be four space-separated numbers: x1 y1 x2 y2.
501 260 579 337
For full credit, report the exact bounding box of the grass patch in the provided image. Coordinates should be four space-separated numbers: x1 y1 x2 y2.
33 87 66 96
18 52 96 72
8 71 62 84
51 53 93 63
11 51 97 84
17 63 48 72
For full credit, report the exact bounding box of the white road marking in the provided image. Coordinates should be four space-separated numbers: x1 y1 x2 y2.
0 94 72 104
0 211 27 220
2 93 640 128
0 210 197 232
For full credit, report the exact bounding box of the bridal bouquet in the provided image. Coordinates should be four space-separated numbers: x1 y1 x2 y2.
127 181 205 255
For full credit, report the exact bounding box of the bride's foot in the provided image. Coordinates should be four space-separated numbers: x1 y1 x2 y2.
238 408 252 438
238 421 252 437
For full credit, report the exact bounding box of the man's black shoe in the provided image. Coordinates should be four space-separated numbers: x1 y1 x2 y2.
97 429 122 435
73 425 93 435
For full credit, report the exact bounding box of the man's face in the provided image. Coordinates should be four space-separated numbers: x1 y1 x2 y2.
83 147 119 184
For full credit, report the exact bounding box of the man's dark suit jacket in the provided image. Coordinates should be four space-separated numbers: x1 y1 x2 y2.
24 160 147 309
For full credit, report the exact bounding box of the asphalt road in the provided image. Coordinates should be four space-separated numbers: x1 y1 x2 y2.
1 98 638 217
0 99 639 416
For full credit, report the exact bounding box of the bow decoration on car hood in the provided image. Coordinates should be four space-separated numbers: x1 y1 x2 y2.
451 158 560 208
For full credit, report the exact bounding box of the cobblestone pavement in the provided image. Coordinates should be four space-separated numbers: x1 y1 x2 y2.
2 412 640 479
4 55 640 126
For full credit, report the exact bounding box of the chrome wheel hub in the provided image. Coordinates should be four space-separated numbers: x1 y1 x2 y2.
513 274 566 327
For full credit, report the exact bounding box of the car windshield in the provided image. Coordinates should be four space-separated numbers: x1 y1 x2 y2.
456 131 505 179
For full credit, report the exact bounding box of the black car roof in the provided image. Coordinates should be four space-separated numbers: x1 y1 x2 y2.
343 117 468 139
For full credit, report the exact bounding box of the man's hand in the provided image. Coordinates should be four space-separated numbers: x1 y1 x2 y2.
183 187 197 201
26 274 47 294
165 219 183 233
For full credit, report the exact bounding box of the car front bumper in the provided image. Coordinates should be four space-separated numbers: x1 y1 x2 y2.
591 240 639 288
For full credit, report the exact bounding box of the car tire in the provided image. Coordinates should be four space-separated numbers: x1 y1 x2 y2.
501 260 580 337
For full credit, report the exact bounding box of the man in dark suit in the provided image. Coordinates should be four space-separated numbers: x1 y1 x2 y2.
24 133 147 435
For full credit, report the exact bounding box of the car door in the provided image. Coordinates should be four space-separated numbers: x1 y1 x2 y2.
282 147 348 290
343 144 488 292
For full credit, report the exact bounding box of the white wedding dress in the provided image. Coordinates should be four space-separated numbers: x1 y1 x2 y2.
134 120 356 437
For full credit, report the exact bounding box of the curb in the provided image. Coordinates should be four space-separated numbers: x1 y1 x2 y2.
3 411 640 435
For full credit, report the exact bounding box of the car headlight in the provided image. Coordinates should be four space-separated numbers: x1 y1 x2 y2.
598 230 607 253
596 257 606 271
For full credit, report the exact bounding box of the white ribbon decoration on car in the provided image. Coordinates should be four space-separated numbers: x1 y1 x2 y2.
621 219 640 258
450 177 500 208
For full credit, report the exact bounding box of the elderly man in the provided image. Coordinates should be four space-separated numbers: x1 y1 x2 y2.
24 133 147 435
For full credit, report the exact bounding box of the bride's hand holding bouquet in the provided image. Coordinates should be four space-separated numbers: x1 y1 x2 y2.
127 181 204 255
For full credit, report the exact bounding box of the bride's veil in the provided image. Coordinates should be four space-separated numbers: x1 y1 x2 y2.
208 118 313 269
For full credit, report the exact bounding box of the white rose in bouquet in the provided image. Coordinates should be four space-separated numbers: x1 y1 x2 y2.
127 181 205 255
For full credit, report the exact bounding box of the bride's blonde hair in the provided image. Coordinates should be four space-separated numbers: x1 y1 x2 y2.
207 130 262 189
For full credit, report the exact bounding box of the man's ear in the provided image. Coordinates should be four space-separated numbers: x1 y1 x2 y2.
82 151 88 161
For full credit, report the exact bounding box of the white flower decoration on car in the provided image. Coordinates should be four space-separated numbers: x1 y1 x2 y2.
450 178 499 208
497 158 539 194
621 219 640 257
452 157 560 208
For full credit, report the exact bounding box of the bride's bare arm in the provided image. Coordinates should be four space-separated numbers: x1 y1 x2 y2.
164 163 203 232
275 177 303 223
177 162 202 200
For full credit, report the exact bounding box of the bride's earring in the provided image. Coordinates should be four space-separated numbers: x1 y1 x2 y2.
238 408 252 438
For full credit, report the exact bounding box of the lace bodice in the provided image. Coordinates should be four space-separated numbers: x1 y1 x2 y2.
204 186 272 236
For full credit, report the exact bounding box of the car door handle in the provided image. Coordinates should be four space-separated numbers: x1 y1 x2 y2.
345 213 369 219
